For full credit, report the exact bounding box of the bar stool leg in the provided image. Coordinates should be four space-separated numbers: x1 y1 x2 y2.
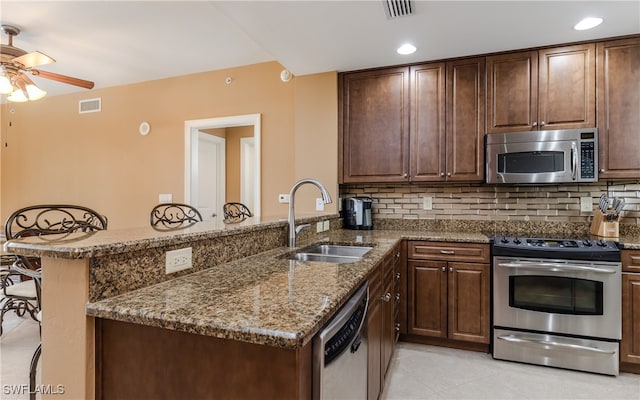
29 343 41 400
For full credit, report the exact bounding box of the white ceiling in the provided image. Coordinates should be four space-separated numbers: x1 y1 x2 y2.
1 1 639 98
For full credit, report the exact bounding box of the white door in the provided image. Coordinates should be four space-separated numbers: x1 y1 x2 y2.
195 132 225 220
240 137 256 213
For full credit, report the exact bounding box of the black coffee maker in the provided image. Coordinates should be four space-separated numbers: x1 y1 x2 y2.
342 197 373 230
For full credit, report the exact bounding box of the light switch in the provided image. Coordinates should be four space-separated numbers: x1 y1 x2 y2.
159 193 173 203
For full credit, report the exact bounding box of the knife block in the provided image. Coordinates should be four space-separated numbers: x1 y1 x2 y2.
590 209 619 238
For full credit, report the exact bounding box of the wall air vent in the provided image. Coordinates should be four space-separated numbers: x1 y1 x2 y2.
79 98 101 114
383 0 413 19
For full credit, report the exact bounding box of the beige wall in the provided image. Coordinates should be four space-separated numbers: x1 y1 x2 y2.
293 72 339 213
0 62 338 229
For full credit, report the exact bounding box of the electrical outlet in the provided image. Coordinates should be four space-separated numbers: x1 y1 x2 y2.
165 247 192 274
323 220 330 231
580 196 593 212
278 194 290 203
423 196 433 210
316 221 323 233
159 193 173 203
316 198 325 211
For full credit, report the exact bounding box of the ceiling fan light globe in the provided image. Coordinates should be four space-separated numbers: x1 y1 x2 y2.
0 75 13 94
7 89 28 102
26 84 46 100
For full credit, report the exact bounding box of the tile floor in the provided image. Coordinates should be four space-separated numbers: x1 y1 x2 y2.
1 308 640 400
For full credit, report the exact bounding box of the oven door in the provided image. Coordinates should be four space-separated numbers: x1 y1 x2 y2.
486 140 576 184
493 256 621 340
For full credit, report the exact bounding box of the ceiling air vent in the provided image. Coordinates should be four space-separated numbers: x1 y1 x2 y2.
79 98 101 114
383 0 413 19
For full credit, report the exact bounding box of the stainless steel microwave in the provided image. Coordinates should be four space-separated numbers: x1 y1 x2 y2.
485 128 598 184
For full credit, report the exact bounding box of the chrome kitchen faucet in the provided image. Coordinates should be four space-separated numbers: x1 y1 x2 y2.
288 178 332 247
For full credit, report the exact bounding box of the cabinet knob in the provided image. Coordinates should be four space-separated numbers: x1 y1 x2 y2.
396 251 400 259
395 293 401 301
447 172 451 177
395 323 401 332
440 172 445 177
395 272 401 281
441 266 446 271
381 293 392 302
532 122 538 127
403 173 408 178
449 267 453 272
540 121 546 126
599 169 605 173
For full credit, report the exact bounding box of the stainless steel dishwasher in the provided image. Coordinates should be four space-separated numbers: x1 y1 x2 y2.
312 282 369 400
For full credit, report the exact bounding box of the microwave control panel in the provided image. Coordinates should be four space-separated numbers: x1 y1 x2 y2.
580 141 595 179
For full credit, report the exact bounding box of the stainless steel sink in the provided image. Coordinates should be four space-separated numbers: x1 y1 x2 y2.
302 244 372 258
285 244 373 264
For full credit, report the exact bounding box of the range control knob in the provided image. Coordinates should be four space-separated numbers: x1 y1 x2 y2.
500 237 509 244
582 240 592 247
597 240 607 247
513 237 522 245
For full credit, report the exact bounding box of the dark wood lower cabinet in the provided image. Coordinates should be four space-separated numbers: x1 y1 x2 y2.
95 319 312 400
622 273 640 373
367 246 401 400
404 241 490 352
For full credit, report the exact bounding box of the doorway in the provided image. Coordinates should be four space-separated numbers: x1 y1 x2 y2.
184 114 261 219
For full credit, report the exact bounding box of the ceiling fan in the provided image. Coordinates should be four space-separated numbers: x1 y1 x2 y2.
0 24 94 102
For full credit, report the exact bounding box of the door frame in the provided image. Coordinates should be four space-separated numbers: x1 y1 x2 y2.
184 114 261 217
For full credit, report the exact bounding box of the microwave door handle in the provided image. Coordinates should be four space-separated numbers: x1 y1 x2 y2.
496 261 618 274
571 142 578 180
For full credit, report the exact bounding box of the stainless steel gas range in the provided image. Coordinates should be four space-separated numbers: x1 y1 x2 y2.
492 237 621 376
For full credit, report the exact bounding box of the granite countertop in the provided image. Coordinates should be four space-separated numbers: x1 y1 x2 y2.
85 229 489 350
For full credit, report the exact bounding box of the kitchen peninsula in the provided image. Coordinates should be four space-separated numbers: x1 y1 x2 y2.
6 215 640 399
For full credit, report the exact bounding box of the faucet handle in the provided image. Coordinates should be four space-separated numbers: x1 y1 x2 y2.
295 224 311 235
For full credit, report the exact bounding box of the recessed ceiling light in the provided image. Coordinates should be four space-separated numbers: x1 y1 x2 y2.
574 17 603 31
397 43 416 55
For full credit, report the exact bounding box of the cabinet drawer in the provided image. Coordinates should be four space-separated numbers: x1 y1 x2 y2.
622 250 640 273
408 241 489 263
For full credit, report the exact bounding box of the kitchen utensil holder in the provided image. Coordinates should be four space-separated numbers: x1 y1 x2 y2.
590 209 619 238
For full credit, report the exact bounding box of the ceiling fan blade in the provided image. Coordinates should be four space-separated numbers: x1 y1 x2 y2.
12 51 55 68
30 69 94 89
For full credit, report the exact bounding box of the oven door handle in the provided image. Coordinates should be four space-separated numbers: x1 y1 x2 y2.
496 261 617 274
497 334 617 355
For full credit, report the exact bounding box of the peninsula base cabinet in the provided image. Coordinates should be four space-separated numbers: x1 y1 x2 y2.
405 241 490 352
621 250 640 374
95 319 313 400
367 244 401 400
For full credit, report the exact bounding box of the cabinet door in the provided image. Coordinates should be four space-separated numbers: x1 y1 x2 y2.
447 262 490 344
340 67 410 183
382 276 395 379
407 260 447 338
597 37 640 179
409 63 446 181
446 57 485 182
486 51 538 133
622 273 640 365
538 44 595 130
366 295 382 400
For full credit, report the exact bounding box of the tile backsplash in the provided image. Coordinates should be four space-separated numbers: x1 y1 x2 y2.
339 182 640 226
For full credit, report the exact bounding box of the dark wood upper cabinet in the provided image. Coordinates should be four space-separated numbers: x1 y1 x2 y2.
597 37 640 179
486 51 538 133
341 58 485 184
487 43 595 133
445 57 486 182
410 62 446 181
339 67 410 183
